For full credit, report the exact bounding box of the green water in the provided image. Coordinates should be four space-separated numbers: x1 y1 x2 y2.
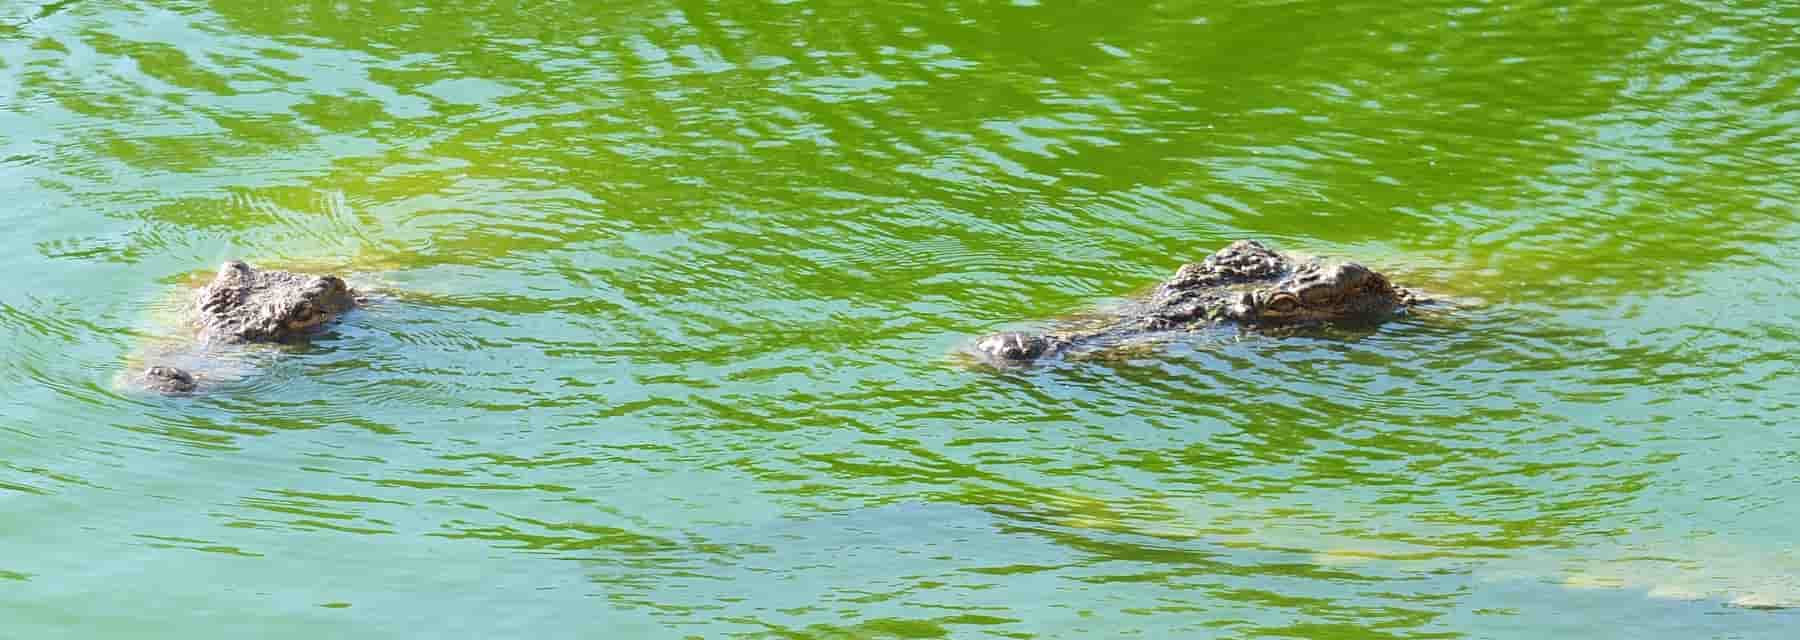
2 0 1796 637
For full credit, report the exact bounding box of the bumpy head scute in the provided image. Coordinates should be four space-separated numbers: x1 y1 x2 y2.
1157 239 1291 301
1229 261 1401 324
194 263 358 343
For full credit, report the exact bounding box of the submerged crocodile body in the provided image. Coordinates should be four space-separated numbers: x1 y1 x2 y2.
134 261 359 394
973 240 1422 364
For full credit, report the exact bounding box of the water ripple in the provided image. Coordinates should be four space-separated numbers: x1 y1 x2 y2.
3 0 1797 636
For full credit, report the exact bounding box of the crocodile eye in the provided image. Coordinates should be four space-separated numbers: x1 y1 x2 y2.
1265 293 1301 315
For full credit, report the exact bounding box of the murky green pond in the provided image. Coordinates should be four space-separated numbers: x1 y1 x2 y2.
3 1 1796 637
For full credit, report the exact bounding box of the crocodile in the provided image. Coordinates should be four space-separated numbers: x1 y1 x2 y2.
132 260 360 394
972 239 1423 364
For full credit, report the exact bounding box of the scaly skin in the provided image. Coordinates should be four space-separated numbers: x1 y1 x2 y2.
973 240 1421 364
138 261 359 394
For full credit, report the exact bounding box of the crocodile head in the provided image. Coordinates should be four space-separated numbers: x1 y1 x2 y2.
1227 261 1407 325
196 261 358 343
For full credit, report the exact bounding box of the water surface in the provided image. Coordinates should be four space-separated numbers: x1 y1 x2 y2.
1 1 1796 638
